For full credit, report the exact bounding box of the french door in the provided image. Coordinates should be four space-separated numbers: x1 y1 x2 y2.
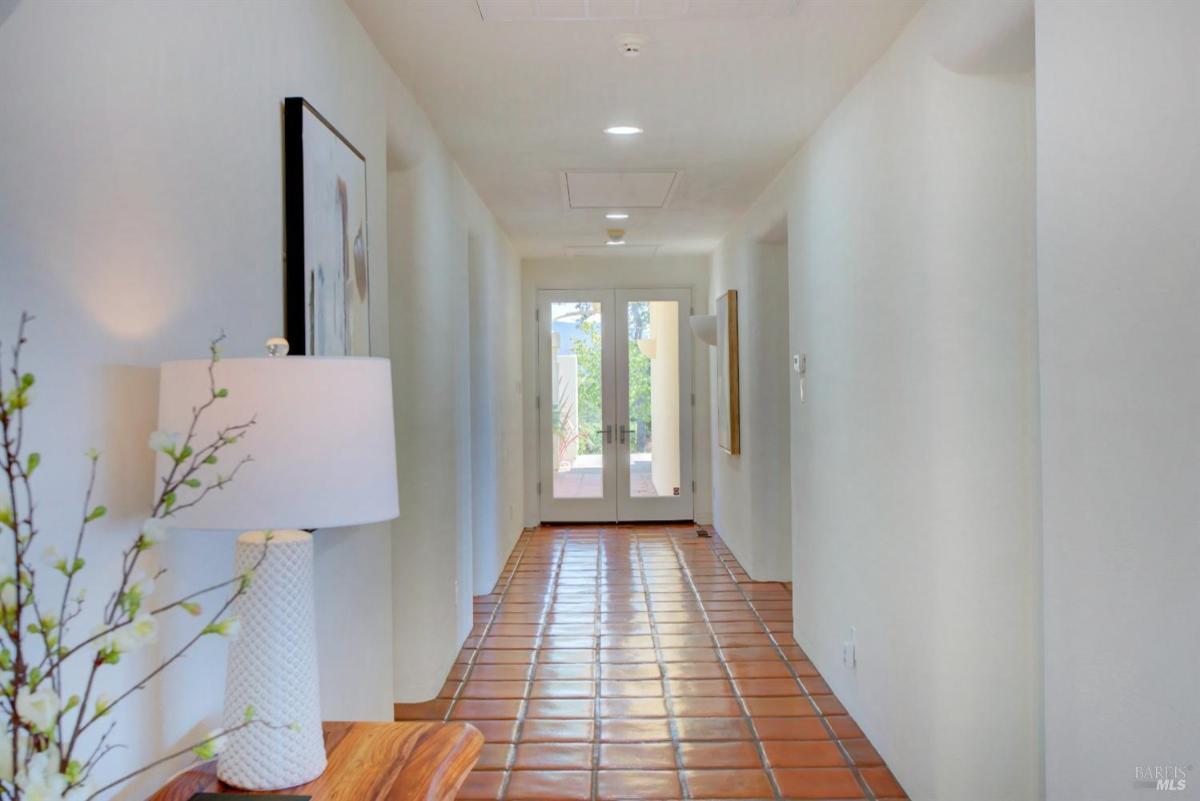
537 289 694 522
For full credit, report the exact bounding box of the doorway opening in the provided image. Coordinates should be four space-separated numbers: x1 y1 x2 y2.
537 288 694 523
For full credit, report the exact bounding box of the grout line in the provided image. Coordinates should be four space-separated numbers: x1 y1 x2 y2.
667 530 783 801
636 527 692 800
590 530 602 801
706 534 880 801
498 532 561 800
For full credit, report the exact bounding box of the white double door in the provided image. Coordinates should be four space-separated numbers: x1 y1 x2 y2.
538 288 694 522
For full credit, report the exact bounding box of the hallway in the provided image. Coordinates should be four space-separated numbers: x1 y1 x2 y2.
395 525 905 800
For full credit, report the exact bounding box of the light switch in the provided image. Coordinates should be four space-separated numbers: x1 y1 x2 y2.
793 353 807 403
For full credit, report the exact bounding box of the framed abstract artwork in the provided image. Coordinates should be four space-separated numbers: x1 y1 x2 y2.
716 290 740 455
283 97 370 356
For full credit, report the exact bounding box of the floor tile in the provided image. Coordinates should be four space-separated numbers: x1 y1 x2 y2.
475 743 513 770
511 742 593 770
678 741 764 769
504 769 592 800
461 681 529 699
763 740 848 768
451 699 523 720
841 737 884 766
456 770 504 800
859 766 908 798
528 680 594 699
526 698 595 718
597 769 682 800
675 717 754 741
773 767 864 799
415 526 902 801
599 742 679 770
600 718 672 742
752 717 830 740
683 768 774 798
519 719 595 742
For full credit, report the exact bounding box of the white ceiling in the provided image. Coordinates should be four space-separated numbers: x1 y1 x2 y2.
347 0 923 257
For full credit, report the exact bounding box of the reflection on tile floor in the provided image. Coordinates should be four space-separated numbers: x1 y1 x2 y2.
395 525 908 801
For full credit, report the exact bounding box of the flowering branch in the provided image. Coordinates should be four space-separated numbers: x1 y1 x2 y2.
0 314 276 801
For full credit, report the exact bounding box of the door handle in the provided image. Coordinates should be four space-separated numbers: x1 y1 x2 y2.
596 425 613 444
619 425 632 445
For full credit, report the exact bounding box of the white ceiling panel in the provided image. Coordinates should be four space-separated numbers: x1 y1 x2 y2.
566 244 663 257
477 0 801 21
564 171 678 209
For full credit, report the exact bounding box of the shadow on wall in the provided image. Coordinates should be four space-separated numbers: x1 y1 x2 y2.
0 1 19 30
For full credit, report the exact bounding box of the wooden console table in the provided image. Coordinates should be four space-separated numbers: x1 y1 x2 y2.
148 721 482 801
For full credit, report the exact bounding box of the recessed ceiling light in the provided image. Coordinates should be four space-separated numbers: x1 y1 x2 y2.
605 212 630 220
604 126 643 136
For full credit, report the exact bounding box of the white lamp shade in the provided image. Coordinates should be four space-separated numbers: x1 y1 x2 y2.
156 357 399 531
689 314 718 346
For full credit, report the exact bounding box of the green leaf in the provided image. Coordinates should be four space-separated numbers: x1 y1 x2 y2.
72 557 85 574
243 705 256 722
184 478 201 489
192 741 218 760
216 388 229 398
204 455 218 465
164 491 177 511
85 505 107 522
20 373 34 389
26 452 40 475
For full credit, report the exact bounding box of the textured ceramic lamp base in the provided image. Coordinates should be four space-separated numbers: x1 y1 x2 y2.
216 530 327 790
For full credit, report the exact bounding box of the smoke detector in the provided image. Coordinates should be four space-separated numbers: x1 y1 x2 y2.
606 228 627 245
615 34 648 59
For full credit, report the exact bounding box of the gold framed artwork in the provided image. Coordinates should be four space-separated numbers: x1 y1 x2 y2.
716 290 741 455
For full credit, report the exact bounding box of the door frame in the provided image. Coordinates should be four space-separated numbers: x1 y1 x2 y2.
536 287 695 523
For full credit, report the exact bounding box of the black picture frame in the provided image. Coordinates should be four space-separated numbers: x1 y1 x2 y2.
282 97 370 356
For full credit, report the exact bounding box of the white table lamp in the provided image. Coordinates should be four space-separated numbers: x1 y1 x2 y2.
156 350 398 790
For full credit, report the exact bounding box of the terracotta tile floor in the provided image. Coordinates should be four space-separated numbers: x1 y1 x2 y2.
395 525 908 801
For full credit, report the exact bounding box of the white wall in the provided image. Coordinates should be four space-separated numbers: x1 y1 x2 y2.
521 256 712 526
0 0 522 793
710 4 1040 799
387 147 524 700
709 237 793 581
1036 2 1200 799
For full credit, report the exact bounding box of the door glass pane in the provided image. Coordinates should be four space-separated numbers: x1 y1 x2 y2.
551 301 604 499
626 301 681 498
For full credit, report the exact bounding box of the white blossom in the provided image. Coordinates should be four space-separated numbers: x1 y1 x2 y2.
140 517 168 545
130 611 159 647
17 747 68 801
16 686 60 734
1 583 17 613
148 430 184 456
40 544 66 571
